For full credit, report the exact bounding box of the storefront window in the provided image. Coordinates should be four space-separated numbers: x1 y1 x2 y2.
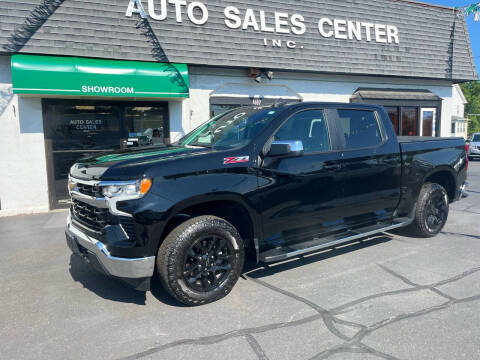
125 106 168 145
401 107 418 136
43 99 168 208
46 104 122 151
385 106 399 134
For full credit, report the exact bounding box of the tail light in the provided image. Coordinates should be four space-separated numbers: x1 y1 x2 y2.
465 143 469 171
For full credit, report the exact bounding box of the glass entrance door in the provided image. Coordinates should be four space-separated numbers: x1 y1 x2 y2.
43 99 168 208
420 108 437 137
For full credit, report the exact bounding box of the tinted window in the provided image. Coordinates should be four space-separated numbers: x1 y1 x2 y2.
274 110 330 153
336 109 382 149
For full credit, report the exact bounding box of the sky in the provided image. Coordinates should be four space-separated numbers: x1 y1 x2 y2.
425 0 479 76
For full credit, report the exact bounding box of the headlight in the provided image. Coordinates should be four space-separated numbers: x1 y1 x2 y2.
102 178 152 199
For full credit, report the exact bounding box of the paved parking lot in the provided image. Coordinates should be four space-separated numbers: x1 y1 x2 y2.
1 162 479 360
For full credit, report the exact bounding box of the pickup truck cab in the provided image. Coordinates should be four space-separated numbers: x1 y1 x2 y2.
66 102 468 305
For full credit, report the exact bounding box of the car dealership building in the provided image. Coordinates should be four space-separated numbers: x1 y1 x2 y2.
0 0 477 215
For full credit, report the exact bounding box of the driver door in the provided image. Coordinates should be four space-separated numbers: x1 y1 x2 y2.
258 108 344 249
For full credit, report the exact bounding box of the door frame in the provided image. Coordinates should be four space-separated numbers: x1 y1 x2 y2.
420 107 437 137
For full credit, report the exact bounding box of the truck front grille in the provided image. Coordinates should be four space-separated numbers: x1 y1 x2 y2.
71 199 108 231
76 183 101 197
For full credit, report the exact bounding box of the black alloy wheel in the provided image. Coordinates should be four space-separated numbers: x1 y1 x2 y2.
408 182 449 238
157 215 244 306
182 236 233 292
424 192 448 233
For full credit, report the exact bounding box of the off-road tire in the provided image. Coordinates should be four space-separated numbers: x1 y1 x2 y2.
157 215 244 306
407 182 449 238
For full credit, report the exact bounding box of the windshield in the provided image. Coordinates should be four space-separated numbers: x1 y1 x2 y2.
472 134 480 142
177 107 280 149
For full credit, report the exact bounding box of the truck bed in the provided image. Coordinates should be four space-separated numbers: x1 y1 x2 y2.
398 136 465 153
397 136 464 143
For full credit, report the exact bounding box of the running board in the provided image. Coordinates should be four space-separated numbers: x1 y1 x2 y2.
259 217 412 263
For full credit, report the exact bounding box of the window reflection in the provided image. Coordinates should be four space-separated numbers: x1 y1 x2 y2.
385 106 399 135
401 107 418 136
125 106 168 146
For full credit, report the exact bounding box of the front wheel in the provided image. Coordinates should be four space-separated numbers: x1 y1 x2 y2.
407 182 449 238
157 215 244 306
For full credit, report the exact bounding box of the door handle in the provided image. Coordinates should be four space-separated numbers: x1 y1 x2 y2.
383 157 398 164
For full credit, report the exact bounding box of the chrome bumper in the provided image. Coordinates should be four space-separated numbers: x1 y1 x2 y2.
66 215 155 279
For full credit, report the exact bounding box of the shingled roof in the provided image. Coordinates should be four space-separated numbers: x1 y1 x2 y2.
0 0 477 81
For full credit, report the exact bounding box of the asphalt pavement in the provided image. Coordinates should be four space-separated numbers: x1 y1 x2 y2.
1 162 479 360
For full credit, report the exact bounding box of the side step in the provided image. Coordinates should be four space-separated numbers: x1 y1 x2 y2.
259 217 412 263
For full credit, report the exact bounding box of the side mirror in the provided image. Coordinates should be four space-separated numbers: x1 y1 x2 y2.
268 140 304 157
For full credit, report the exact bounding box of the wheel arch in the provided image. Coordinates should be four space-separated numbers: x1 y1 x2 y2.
423 166 457 202
158 193 261 255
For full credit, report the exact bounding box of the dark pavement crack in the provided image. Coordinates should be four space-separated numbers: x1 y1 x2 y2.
429 287 457 301
440 231 480 240
245 334 270 360
307 339 401 360
330 288 420 315
308 343 369 360
248 277 326 313
431 265 480 287
356 300 453 339
248 277 351 341
377 263 419 287
117 314 322 359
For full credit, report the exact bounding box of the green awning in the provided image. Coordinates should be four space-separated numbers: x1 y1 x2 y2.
11 54 189 98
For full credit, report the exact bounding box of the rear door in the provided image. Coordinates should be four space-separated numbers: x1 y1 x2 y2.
259 108 344 248
328 107 401 226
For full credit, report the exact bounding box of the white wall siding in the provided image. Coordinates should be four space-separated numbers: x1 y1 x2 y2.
451 84 466 118
0 56 49 216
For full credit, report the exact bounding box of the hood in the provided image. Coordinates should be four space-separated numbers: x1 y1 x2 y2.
70 145 211 180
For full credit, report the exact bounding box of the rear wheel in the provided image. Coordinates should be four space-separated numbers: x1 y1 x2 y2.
408 182 449 238
157 215 244 306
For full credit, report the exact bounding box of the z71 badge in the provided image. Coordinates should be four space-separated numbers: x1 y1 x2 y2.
223 156 250 165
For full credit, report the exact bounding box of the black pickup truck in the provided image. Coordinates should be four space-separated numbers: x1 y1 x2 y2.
66 102 468 305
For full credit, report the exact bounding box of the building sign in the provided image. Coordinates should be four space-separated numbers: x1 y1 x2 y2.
126 0 400 48
11 55 189 98
81 85 135 95
69 119 105 131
